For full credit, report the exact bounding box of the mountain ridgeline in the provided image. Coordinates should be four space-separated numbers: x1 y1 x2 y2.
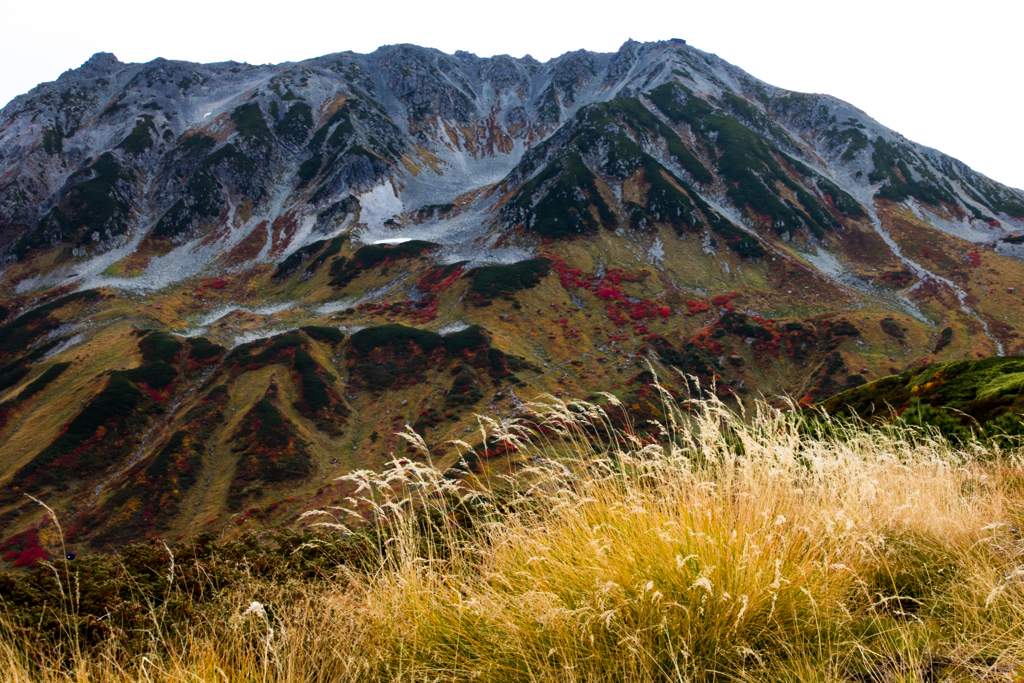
1 39 1024 561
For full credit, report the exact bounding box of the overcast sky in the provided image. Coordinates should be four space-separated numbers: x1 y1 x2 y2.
2 0 1021 190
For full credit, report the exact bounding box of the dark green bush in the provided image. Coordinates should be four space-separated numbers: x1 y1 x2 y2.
125 361 178 390
22 154 130 254
508 151 613 239
299 326 344 344
117 116 156 155
138 330 183 364
348 324 443 356
13 363 70 402
230 103 272 145
188 337 226 362
470 259 550 299
293 349 331 412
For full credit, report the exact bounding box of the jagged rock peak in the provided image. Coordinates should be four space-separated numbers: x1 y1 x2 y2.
71 52 123 77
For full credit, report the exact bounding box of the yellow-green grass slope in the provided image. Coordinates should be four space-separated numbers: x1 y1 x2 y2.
1 386 1023 682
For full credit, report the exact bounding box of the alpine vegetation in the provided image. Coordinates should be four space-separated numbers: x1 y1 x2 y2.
1 384 1022 681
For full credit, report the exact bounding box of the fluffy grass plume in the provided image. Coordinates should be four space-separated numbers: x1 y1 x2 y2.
2 383 1023 682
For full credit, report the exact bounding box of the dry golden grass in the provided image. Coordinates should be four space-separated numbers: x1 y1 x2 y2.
2 381 1023 682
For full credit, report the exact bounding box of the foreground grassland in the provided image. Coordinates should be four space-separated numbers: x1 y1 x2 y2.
2 391 1023 682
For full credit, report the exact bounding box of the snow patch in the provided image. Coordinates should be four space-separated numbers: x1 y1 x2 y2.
438 321 471 335
802 246 845 281
180 301 298 337
995 240 1024 260
316 280 403 315
647 236 665 266
356 182 404 233
42 333 87 360
231 327 297 348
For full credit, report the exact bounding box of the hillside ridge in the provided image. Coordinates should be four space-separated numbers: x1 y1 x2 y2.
2 39 1024 560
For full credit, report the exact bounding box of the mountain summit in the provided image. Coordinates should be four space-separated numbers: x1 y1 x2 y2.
2 40 1023 558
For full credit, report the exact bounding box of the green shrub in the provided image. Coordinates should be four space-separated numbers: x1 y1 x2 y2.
13 373 144 485
228 385 312 509
299 326 344 344
933 326 953 352
125 361 178 389
13 363 70 402
42 126 63 154
0 290 101 360
117 116 156 155
348 324 443 356
297 154 321 184
880 318 905 338
293 349 331 412
470 259 550 299
230 103 273 145
0 364 30 392
869 139 955 206
138 330 183 364
821 356 1024 443
188 336 226 362
442 326 488 355
507 151 614 239
648 82 837 239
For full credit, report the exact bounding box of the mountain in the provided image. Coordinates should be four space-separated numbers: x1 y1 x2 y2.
2 39 1024 561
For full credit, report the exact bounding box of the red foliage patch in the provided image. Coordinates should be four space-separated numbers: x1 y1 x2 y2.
540 252 668 335
416 264 464 294
1 528 47 568
353 299 438 324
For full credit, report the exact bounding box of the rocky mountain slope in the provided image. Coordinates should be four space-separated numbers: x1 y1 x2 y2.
2 39 1024 563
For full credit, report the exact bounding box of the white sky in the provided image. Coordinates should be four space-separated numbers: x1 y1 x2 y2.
2 0 1021 190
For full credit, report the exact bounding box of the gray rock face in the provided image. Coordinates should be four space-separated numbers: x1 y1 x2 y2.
0 40 1022 287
